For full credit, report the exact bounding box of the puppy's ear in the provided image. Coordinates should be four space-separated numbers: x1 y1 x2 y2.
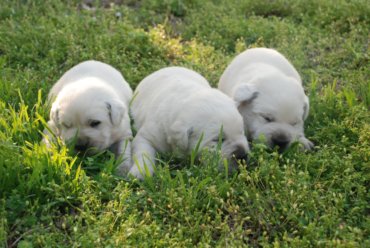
302 96 310 120
232 83 259 106
50 103 60 126
106 100 126 126
168 121 194 151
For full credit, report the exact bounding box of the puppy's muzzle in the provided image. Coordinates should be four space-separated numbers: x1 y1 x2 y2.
232 145 248 161
271 134 290 152
75 139 90 152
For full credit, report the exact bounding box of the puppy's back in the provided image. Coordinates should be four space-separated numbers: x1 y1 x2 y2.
49 60 132 102
219 48 301 94
132 67 210 129
133 66 210 110
135 67 209 92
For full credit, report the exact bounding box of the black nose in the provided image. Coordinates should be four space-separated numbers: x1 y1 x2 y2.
75 144 87 151
232 146 248 161
272 135 290 151
74 138 90 152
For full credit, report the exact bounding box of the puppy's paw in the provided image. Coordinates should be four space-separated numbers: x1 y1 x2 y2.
128 165 147 180
115 160 131 176
42 136 52 149
298 136 314 150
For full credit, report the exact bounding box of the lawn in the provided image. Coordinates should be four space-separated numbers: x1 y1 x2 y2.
0 0 369 246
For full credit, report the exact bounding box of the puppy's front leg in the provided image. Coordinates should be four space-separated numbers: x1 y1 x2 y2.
42 121 59 148
129 133 156 180
112 137 132 176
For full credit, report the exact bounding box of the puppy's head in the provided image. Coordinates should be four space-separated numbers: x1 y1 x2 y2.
49 80 128 153
232 75 309 151
168 89 249 167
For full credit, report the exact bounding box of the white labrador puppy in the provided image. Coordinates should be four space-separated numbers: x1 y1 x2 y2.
44 60 133 173
219 48 313 151
129 67 249 179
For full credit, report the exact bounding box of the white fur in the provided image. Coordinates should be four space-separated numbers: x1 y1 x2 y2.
219 48 313 151
44 60 133 174
130 67 249 179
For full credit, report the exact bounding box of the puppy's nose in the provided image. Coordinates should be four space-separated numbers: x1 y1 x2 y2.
75 139 89 152
272 135 290 151
75 144 87 151
232 146 248 161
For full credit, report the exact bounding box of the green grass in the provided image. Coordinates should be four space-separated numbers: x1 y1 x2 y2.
0 0 369 246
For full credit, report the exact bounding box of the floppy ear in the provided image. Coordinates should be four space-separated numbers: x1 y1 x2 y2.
232 83 259 106
302 96 310 120
106 100 126 126
50 103 60 126
168 121 194 151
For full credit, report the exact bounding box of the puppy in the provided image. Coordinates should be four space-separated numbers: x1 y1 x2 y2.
218 48 313 151
129 67 250 179
44 60 133 173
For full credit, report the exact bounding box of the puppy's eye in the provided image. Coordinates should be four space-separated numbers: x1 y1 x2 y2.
90 120 101 128
212 136 226 143
262 115 274 123
62 123 71 129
